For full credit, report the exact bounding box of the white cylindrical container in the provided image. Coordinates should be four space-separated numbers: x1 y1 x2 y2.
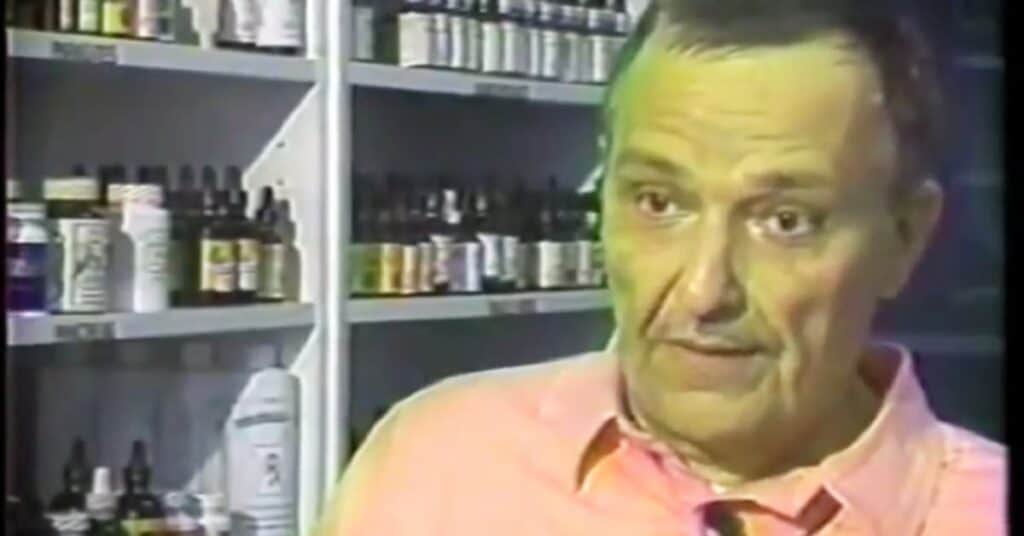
121 185 170 313
256 0 305 51
44 177 109 314
480 16 504 73
225 347 299 536
399 4 435 67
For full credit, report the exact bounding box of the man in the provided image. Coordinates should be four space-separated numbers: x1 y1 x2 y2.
321 1 1005 534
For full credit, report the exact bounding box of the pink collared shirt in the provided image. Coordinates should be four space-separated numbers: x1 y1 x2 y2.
319 344 1006 535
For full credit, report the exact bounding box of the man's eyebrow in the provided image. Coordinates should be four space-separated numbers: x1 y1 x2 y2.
613 148 690 178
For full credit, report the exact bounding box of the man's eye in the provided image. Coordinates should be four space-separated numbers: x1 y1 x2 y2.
634 191 680 218
755 207 823 240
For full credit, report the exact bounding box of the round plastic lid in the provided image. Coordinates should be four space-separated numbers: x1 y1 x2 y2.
124 184 164 207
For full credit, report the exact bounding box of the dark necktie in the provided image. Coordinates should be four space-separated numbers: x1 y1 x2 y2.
703 502 746 536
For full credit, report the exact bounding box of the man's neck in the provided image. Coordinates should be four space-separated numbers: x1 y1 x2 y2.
630 373 882 488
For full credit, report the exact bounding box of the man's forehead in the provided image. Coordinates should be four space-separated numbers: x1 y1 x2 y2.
610 31 896 179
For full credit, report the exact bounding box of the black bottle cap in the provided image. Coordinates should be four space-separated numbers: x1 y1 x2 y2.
179 165 196 189
224 165 243 192
227 188 247 214
150 165 169 187
123 440 150 489
201 165 218 191
63 438 90 488
70 164 88 176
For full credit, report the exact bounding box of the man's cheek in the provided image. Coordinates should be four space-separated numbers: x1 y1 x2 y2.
604 229 680 331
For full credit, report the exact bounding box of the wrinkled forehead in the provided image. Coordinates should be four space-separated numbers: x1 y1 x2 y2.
608 29 898 181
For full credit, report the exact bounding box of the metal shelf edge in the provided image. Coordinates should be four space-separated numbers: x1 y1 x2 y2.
7 29 318 82
6 304 315 346
348 290 610 323
348 61 603 106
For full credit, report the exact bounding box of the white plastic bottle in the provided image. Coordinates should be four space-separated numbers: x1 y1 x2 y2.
256 0 305 53
225 347 299 536
122 186 170 313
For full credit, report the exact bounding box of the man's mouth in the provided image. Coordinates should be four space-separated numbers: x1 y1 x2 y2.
669 337 760 357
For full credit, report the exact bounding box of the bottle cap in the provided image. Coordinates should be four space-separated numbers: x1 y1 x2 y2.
86 467 117 517
163 491 188 510
43 177 100 201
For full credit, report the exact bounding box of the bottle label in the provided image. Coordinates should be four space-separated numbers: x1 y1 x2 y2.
432 12 451 67
59 0 75 30
399 12 433 67
430 234 453 287
200 239 237 293
378 243 402 295
541 28 561 78
592 34 616 83
449 242 482 293
578 31 593 83
255 0 304 48
55 219 109 312
561 31 581 82
465 17 481 71
500 235 519 283
501 21 527 74
572 240 593 286
516 242 533 289
77 0 100 31
348 243 367 295
167 238 182 294
237 238 261 292
399 244 420 295
416 242 434 293
591 240 605 286
527 25 543 77
101 0 131 35
536 240 563 289
481 21 503 73
449 13 467 69
121 518 163 536
136 0 161 37
359 244 382 294
478 232 502 280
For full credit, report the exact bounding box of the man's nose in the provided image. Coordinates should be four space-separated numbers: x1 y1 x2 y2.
675 224 745 324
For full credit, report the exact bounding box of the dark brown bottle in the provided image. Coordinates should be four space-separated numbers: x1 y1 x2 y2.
475 181 503 293
255 186 286 303
349 177 379 297
49 438 90 512
224 167 259 304
198 173 236 306
116 441 163 535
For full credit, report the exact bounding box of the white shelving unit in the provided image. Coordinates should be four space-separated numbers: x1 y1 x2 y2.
7 304 315 346
7 29 318 82
349 290 610 324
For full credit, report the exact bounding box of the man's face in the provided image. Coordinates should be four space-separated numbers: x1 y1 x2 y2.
603 33 936 451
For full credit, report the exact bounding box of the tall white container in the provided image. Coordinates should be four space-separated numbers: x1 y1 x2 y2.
225 347 300 536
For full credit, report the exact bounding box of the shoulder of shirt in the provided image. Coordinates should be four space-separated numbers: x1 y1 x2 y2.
918 423 1006 534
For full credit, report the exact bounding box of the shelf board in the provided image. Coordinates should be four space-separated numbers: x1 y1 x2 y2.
7 303 315 346
348 289 610 323
348 61 604 106
876 333 1003 357
7 29 317 82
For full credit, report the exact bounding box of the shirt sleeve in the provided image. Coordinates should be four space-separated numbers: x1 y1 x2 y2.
315 400 452 536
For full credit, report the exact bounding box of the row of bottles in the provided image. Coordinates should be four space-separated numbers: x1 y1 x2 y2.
6 164 292 316
6 0 304 55
381 0 631 84
8 439 230 536
7 351 299 536
349 174 604 297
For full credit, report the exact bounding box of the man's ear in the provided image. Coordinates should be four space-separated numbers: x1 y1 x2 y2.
881 178 944 298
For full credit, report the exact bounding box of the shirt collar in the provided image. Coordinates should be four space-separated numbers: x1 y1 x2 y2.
539 340 946 535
